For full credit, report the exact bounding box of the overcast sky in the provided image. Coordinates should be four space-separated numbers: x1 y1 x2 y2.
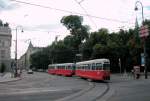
0 0 150 59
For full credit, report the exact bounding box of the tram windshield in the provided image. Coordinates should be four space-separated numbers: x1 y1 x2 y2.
103 63 110 70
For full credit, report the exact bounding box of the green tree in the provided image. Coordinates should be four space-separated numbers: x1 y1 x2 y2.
143 19 150 71
49 41 74 63
61 15 89 49
0 20 3 26
30 50 49 70
3 22 9 27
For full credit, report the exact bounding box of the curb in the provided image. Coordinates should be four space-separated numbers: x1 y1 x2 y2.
0 77 22 83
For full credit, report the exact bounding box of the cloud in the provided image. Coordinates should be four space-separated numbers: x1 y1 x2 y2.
0 0 19 11
29 24 63 31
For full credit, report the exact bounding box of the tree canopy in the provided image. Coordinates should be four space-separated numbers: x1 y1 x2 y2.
30 15 150 73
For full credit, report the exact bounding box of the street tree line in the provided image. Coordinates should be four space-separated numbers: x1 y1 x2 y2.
30 15 150 73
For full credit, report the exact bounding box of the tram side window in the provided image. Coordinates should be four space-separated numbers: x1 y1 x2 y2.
82 65 85 70
65 66 67 70
92 63 96 70
86 64 88 70
79 65 81 70
77 65 80 70
84 65 86 70
59 66 61 69
76 66 79 70
87 64 90 70
96 63 102 70
84 64 88 70
78 66 81 70
62 66 64 69
72 65 75 70
67 66 71 70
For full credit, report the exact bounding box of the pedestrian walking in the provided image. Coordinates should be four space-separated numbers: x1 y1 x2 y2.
131 69 135 79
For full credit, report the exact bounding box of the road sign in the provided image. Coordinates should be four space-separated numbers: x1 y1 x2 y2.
76 54 82 57
141 53 145 66
139 25 149 38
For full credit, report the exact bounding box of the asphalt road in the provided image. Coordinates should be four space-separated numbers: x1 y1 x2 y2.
107 75 150 101
0 90 79 101
0 72 93 101
1 72 150 101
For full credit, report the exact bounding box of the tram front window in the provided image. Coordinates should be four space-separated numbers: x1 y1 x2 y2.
103 63 110 70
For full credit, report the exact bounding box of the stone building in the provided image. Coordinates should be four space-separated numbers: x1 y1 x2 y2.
18 42 43 70
0 26 12 71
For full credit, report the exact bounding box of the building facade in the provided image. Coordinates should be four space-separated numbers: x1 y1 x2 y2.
18 42 43 70
0 26 12 71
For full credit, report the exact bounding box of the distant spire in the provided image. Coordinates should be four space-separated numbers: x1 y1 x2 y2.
135 17 139 29
28 40 33 48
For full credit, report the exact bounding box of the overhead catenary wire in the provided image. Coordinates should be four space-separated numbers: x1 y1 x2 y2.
10 0 132 24
79 0 85 4
74 0 97 28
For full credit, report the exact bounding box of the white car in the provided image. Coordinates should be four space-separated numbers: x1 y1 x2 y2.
27 69 33 74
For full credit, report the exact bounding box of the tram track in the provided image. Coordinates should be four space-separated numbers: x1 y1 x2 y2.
55 82 95 101
55 80 110 101
92 82 110 101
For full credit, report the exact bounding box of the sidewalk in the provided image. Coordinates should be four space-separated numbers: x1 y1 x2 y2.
0 72 21 83
106 73 150 101
111 72 150 81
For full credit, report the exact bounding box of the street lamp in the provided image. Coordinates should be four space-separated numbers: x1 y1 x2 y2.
14 26 23 77
135 1 148 79
135 1 144 22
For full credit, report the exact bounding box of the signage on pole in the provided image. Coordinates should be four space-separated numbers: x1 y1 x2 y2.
139 25 149 38
141 53 145 66
76 54 82 57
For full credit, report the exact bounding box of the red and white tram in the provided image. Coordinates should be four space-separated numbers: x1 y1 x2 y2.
48 64 56 75
48 63 75 76
75 59 110 80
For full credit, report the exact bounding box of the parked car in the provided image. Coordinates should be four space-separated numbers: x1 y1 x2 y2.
27 69 33 74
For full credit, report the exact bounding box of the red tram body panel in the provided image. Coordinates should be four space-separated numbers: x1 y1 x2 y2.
48 63 75 76
75 59 110 80
48 59 110 81
48 69 56 74
48 64 56 75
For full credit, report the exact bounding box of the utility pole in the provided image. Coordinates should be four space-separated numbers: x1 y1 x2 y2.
14 26 23 77
135 1 149 79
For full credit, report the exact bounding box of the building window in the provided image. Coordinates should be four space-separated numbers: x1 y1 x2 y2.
2 41 5 47
0 40 1 46
1 50 5 58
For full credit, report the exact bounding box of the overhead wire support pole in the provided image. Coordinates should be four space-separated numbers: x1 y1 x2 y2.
15 28 18 77
14 26 23 77
135 1 148 79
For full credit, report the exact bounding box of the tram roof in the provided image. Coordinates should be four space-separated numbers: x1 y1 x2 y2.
76 59 109 65
49 63 74 66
